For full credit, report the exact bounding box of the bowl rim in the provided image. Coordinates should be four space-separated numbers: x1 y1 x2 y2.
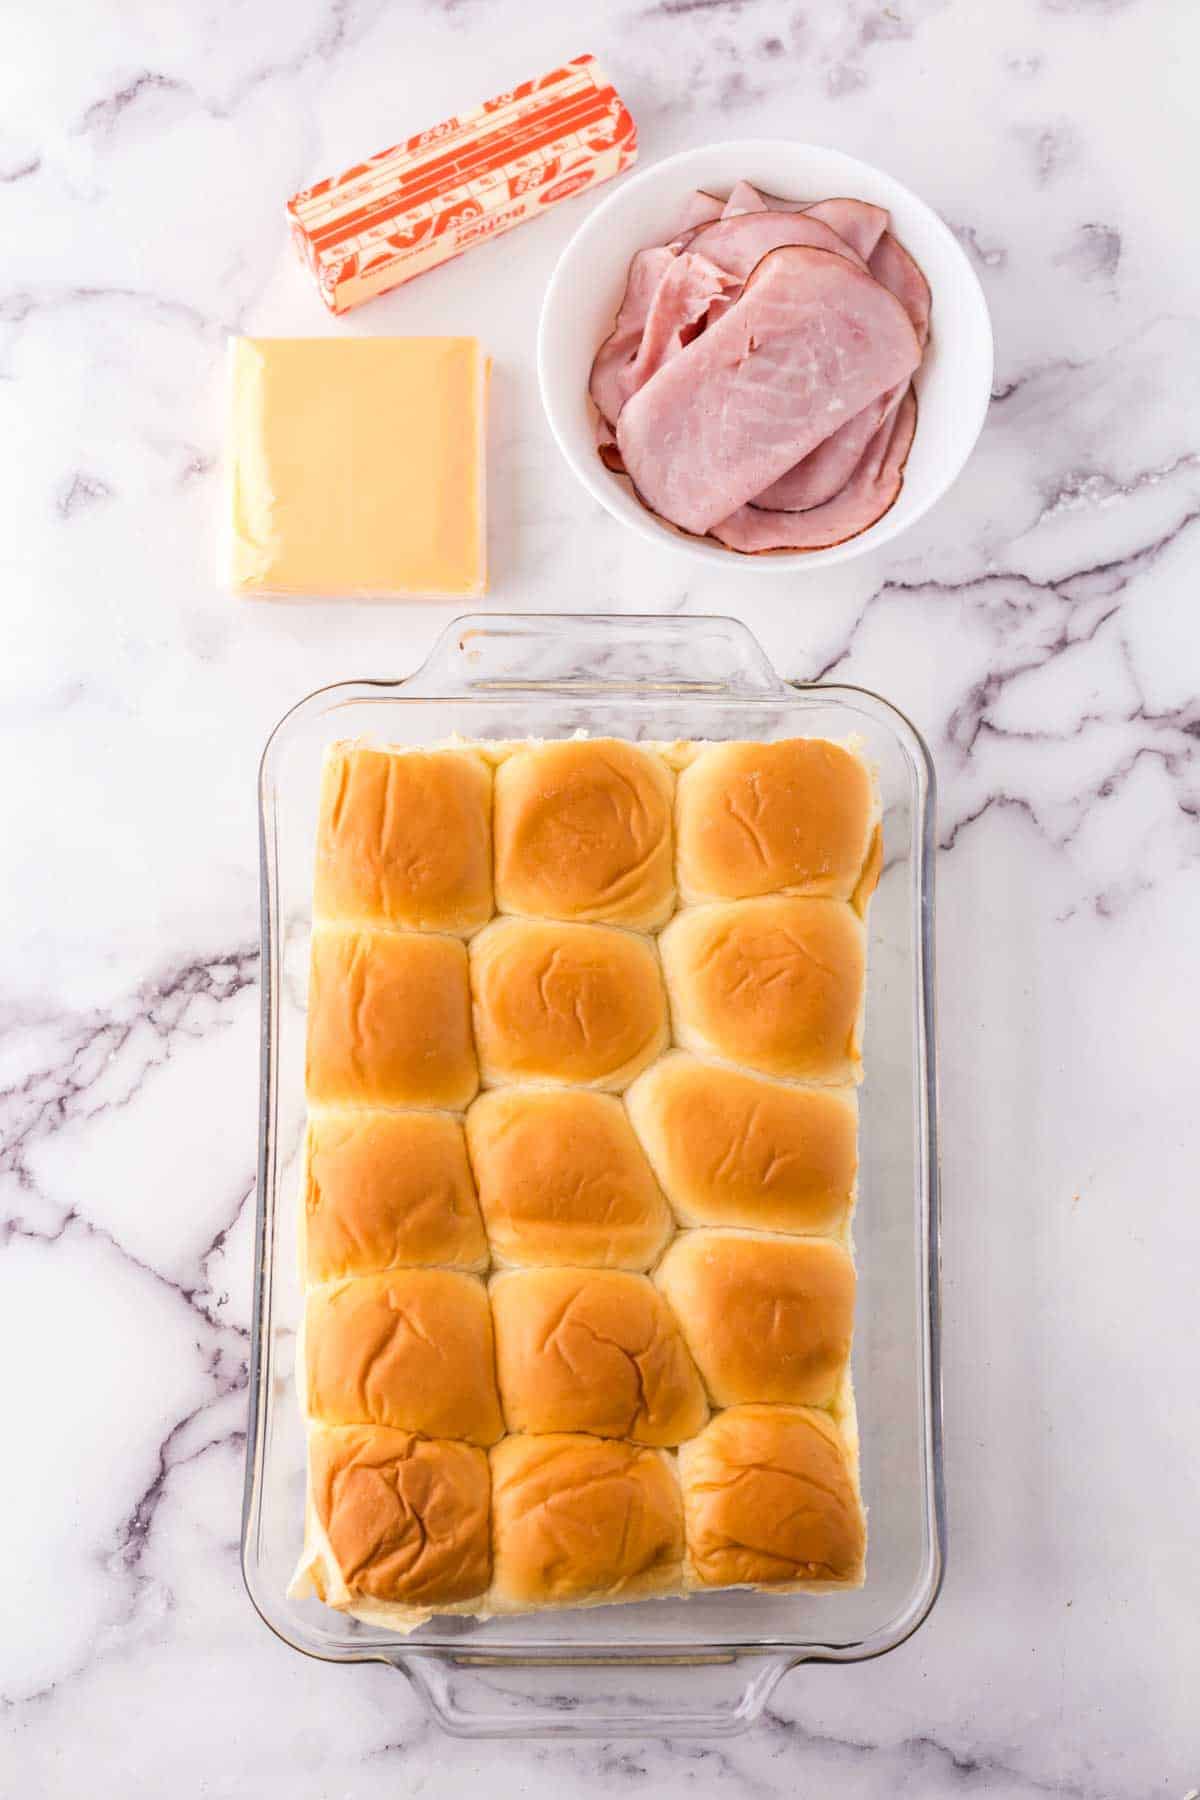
537 136 994 572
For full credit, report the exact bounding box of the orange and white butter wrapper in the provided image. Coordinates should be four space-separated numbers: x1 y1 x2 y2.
287 53 637 315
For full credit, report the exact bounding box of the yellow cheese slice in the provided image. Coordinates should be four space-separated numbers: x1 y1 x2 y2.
228 336 488 598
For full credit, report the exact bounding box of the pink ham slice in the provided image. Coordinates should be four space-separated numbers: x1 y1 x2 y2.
673 189 726 234
615 251 738 410
688 211 869 330
688 210 869 278
869 231 932 347
711 385 917 552
589 246 677 426
751 226 930 511
803 198 889 260
616 244 922 537
721 179 769 218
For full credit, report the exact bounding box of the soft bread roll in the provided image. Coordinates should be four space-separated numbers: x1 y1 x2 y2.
308 1424 490 1607
490 1434 684 1610
655 1231 856 1407
659 898 865 1083
465 1088 672 1268
679 1405 865 1590
852 822 884 917
306 928 478 1110
675 738 875 904
314 746 493 935
625 1054 857 1234
493 738 675 929
305 1270 503 1445
490 1267 708 1444
303 1111 487 1282
469 918 669 1090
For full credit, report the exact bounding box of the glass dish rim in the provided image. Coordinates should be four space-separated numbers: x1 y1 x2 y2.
242 611 944 1673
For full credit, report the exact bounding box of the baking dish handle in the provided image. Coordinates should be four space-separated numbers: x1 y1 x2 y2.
401 612 789 699
397 1651 796 1739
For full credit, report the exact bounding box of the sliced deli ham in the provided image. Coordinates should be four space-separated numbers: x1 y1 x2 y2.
616 244 922 537
721 179 769 218
588 180 931 550
868 231 932 347
589 246 677 427
751 218 933 513
674 189 726 234
803 198 889 261
681 211 869 334
711 385 918 552
617 251 738 410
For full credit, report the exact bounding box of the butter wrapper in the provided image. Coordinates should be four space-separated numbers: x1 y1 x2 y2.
287 53 637 315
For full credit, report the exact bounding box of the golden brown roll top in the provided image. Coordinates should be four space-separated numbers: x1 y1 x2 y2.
490 1267 708 1444
309 1424 491 1608
659 897 865 1083
625 1053 857 1235
465 1087 672 1268
655 1231 855 1408
305 1269 503 1445
490 1434 685 1611
675 737 876 905
314 745 493 935
306 927 478 1110
680 1405 865 1591
493 738 675 929
303 1111 487 1281
470 918 669 1090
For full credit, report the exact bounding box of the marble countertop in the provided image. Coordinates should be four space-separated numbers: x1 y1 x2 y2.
3 0 1197 1793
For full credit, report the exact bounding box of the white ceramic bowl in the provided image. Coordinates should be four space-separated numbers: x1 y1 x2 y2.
538 139 993 570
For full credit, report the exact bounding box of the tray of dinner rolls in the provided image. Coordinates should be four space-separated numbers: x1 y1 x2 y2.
244 614 942 1730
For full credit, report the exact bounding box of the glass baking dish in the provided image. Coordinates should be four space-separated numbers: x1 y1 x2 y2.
243 612 943 1738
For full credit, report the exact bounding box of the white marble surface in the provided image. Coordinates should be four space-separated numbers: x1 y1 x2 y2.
2 0 1198 1792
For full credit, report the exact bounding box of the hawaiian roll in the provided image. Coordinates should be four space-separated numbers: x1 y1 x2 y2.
314 746 493 934
658 898 865 1083
490 1434 685 1610
308 1424 491 1607
490 1267 708 1444
680 1405 866 1590
303 1111 487 1282
465 1088 672 1267
675 738 875 904
625 1054 857 1234
469 918 669 1089
306 927 478 1110
655 1231 855 1407
305 1269 503 1445
493 738 675 928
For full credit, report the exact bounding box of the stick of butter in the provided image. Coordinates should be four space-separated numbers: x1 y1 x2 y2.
227 337 488 599
286 53 637 316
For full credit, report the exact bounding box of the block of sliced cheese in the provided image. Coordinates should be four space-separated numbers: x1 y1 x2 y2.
228 336 487 598
286 55 637 315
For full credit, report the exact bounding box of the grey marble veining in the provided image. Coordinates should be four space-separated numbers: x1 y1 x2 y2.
1 0 1197 1792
